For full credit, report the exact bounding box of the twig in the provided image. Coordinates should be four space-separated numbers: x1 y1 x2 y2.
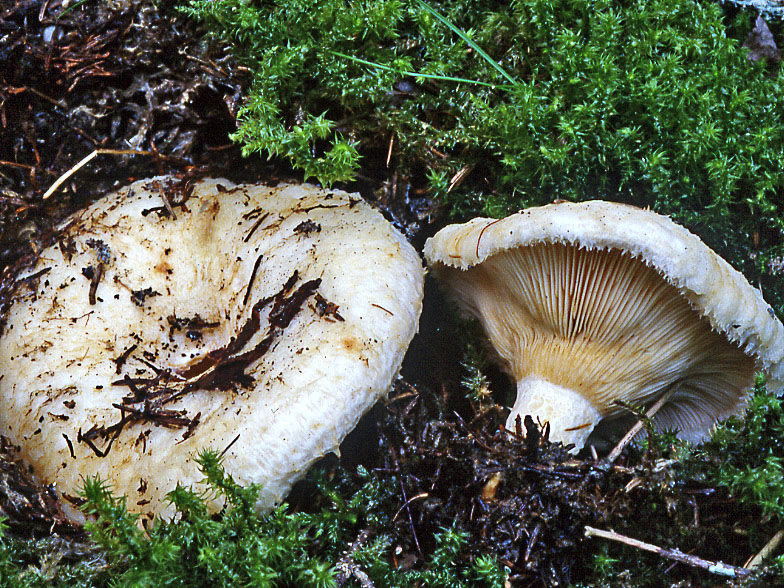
42 149 153 200
605 386 677 464
745 528 784 569
0 160 38 171
27 86 67 109
219 433 241 458
160 190 176 220
386 134 394 168
584 526 752 579
447 164 473 193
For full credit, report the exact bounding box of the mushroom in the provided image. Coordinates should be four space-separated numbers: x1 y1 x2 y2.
0 176 424 521
424 200 784 450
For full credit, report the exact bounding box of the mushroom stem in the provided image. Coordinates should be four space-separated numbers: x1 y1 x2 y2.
507 377 601 451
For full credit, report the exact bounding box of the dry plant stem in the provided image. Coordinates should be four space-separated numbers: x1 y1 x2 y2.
584 526 752 579
401 481 423 556
386 134 394 167
42 149 153 200
745 528 784 569
605 386 677 464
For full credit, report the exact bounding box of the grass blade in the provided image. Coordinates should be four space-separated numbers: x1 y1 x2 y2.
329 50 515 89
416 0 518 86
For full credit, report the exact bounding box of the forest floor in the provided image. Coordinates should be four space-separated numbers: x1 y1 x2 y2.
1 1 784 586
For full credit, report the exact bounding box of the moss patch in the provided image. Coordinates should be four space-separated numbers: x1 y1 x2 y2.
178 0 784 310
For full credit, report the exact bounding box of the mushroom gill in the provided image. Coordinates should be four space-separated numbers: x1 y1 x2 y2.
449 243 756 445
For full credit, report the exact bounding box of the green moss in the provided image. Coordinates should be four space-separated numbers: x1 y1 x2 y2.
692 378 784 521
460 339 492 402
0 522 108 588
0 452 507 587
177 0 784 310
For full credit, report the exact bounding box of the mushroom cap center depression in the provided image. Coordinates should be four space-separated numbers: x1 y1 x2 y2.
445 242 756 428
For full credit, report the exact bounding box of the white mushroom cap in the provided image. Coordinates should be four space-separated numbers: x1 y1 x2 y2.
0 176 424 521
425 200 784 450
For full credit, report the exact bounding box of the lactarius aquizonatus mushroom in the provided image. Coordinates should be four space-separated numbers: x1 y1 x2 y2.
0 176 424 522
425 201 784 451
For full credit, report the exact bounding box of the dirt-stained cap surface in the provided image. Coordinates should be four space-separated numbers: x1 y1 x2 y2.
0 176 424 522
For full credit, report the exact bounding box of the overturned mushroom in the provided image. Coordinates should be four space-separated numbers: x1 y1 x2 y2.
0 176 424 521
425 201 784 450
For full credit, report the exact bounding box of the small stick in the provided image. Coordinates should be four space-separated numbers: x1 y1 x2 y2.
243 254 265 307
160 191 176 220
584 526 751 578
606 386 677 464
219 433 241 458
0 159 38 171
42 149 153 200
447 164 473 193
398 479 422 556
745 528 784 569
335 529 374 588
87 261 103 305
27 86 67 109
